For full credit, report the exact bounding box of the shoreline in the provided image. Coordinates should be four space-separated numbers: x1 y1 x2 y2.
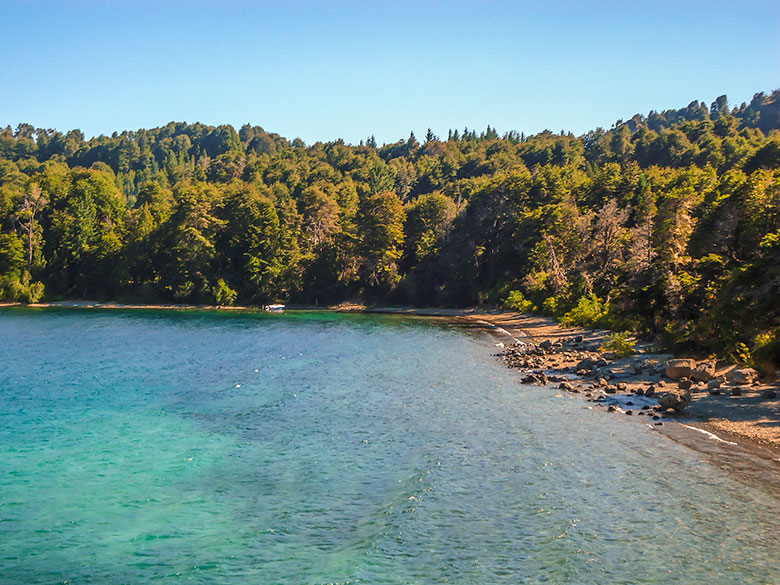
3 300 779 473
354 305 780 471
456 311 780 464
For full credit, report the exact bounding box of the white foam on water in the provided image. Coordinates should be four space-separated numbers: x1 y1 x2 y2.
476 320 520 343
680 424 738 446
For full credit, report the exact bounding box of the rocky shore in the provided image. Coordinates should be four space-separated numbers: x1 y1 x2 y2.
467 311 780 456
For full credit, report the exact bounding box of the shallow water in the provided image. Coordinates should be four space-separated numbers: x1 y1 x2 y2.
0 308 778 584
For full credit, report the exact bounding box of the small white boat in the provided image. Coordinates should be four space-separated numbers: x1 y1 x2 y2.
264 304 285 312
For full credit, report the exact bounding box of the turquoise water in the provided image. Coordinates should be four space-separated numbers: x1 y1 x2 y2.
0 309 778 584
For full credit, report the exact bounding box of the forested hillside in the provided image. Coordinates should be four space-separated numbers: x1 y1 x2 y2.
2 90 779 366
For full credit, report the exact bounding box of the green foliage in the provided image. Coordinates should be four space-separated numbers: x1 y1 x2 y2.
212 278 237 306
0 231 44 302
733 343 754 368
599 332 637 357
560 295 609 328
752 330 780 374
0 90 778 361
504 290 533 312
542 296 565 317
357 191 405 291
0 271 44 303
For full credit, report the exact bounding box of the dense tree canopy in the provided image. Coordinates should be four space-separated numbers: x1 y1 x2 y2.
1 89 779 368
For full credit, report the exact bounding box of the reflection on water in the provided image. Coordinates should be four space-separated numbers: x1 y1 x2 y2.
0 308 778 584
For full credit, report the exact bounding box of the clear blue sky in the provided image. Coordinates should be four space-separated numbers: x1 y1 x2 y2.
1 0 778 145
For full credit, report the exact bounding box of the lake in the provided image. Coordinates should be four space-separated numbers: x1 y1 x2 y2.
0 308 778 584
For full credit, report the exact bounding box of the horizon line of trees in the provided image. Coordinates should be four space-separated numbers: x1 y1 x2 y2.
1 89 779 370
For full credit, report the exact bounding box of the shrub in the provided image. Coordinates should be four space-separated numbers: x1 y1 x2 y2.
0 271 45 304
733 342 753 367
213 278 238 306
20 280 44 303
542 295 564 317
752 331 779 374
504 290 533 313
560 294 609 328
600 332 637 357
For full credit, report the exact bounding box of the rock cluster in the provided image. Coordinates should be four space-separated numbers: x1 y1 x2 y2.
496 335 591 373
496 336 778 420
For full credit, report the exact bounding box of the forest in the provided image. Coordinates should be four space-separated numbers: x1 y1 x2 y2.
1 90 779 369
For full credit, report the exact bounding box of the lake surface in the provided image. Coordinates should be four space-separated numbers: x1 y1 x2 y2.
0 308 778 584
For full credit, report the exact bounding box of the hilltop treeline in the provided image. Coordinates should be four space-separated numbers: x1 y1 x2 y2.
1 90 779 367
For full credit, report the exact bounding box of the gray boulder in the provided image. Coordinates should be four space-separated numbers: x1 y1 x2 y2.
657 388 692 412
726 368 759 385
691 361 716 382
665 359 696 380
575 358 597 371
